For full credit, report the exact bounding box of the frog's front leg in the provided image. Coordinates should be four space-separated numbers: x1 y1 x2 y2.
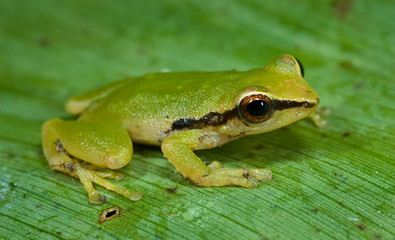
42 116 142 204
161 130 272 188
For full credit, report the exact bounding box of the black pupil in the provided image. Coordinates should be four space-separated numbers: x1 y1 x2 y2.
246 100 269 116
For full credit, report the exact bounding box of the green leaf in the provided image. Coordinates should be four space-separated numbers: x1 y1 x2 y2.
1 0 394 239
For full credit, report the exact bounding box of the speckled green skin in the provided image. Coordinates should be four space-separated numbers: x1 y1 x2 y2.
67 54 319 145
77 59 315 119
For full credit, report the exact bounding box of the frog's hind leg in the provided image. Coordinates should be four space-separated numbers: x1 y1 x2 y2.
42 118 142 204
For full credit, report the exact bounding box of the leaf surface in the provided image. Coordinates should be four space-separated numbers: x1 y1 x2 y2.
0 1 394 239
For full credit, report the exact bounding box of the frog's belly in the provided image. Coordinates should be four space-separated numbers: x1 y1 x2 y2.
124 118 173 146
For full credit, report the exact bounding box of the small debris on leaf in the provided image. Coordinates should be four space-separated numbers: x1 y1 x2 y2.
166 187 177 194
342 132 351 137
99 206 121 223
358 223 366 231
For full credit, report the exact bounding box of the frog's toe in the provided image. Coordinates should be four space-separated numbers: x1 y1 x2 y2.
208 161 222 170
89 191 107 204
93 170 125 181
248 168 272 182
242 174 259 188
309 107 331 128
91 173 143 202
124 190 143 201
72 166 141 203
194 167 272 188
241 168 272 188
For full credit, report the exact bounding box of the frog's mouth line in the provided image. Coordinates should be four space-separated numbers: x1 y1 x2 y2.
168 108 238 132
272 100 316 111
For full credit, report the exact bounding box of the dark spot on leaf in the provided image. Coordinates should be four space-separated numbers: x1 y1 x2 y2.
331 0 354 19
56 232 62 235
243 173 250 178
166 187 177 194
106 210 116 218
358 223 366 230
374 234 383 239
219 6 230 16
38 37 51 47
99 206 120 224
312 208 319 213
135 45 146 56
260 235 270 240
5 152 15 159
313 226 321 233
23 193 26 198
354 82 363 90
339 60 356 71
36 204 42 208
343 132 351 137
9 182 17 188
254 144 264 150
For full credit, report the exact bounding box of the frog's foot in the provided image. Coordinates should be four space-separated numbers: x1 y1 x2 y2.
309 107 331 128
162 129 272 189
195 165 272 188
42 118 142 204
79 168 142 204
54 163 142 204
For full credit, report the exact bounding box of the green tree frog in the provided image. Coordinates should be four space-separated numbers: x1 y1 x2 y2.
42 54 319 204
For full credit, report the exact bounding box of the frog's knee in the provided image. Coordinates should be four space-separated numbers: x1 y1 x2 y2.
104 146 133 169
42 118 62 133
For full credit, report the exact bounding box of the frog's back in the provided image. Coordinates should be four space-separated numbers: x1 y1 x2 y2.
83 70 247 120
71 70 253 145
66 55 317 146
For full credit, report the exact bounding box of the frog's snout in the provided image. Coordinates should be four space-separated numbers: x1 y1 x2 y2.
314 96 320 108
307 97 319 109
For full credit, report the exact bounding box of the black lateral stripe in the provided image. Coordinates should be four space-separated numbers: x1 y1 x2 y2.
171 108 237 131
273 100 316 111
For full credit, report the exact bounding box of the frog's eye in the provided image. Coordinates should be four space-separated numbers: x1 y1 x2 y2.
295 58 304 77
238 94 273 124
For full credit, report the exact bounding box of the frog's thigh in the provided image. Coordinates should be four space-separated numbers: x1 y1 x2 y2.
161 130 272 188
43 118 132 169
42 118 141 204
